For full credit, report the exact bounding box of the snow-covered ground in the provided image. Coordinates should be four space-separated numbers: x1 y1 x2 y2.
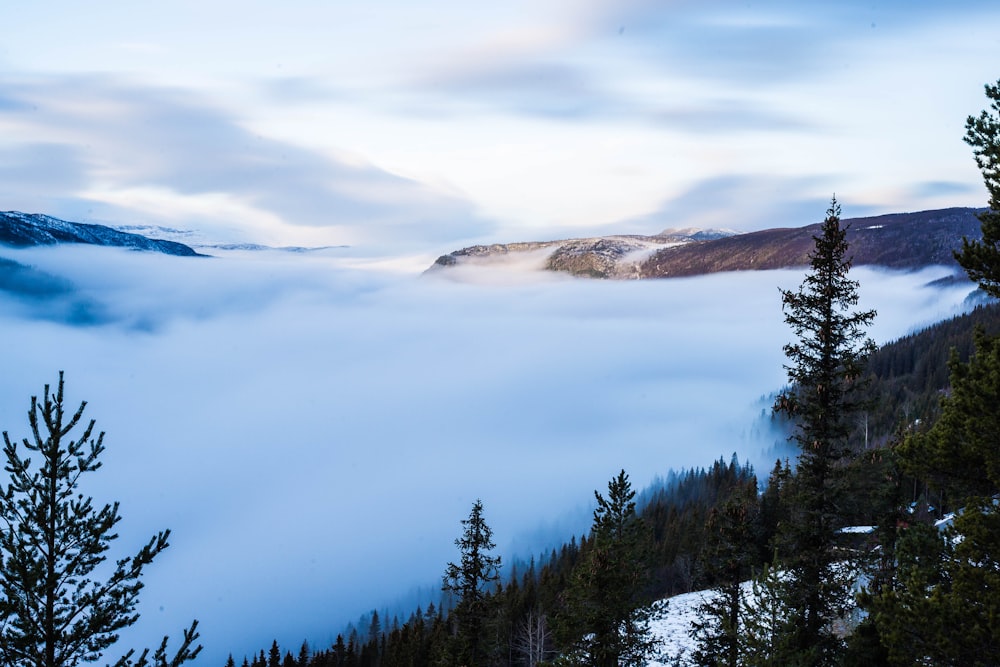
646 590 706 666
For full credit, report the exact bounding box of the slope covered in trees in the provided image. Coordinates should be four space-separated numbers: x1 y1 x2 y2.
240 249 1000 665
232 276 1000 665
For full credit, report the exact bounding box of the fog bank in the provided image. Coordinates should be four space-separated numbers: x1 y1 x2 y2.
0 246 975 664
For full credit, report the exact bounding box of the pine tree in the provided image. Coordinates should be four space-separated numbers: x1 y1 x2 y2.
556 470 661 667
957 78 1000 298
0 373 201 667
774 197 875 666
442 499 501 666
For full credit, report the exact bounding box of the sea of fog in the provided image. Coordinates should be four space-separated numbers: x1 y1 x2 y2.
0 245 978 665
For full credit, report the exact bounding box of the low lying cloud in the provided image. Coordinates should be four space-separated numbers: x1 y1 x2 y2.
0 245 976 663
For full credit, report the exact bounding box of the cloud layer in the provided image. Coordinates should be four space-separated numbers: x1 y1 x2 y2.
0 245 976 663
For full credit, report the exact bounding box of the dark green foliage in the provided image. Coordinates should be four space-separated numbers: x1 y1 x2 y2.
863 98 1000 664
898 327 1000 502
776 196 876 455
866 504 1000 667
773 197 875 666
739 556 794 667
442 499 501 666
856 302 1000 453
957 79 1000 298
0 373 201 667
244 458 764 667
689 478 760 667
871 323 1000 664
554 470 660 667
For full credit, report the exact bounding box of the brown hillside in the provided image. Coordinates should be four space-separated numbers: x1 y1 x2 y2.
639 208 983 278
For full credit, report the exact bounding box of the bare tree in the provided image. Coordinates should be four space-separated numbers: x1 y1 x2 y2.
512 609 553 667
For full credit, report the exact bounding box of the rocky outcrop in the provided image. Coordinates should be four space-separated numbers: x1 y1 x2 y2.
430 230 728 278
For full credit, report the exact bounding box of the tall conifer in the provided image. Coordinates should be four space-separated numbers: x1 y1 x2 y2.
556 470 660 667
957 78 1000 297
442 499 501 666
773 198 875 665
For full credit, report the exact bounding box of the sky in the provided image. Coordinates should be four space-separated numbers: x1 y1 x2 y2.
1 1 1000 665
1 1 999 257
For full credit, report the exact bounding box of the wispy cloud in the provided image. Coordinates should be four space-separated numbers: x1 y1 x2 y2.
611 174 858 235
0 77 496 251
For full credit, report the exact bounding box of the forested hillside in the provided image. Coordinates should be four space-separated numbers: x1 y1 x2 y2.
857 300 1000 450
236 256 1000 666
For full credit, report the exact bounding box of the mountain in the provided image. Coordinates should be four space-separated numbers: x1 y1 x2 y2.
430 208 984 279
641 207 982 278
430 228 738 279
0 211 201 256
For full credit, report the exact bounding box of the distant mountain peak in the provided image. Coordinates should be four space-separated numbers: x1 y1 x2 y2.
656 227 741 241
0 211 201 256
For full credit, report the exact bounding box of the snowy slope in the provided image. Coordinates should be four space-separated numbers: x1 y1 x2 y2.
0 211 200 256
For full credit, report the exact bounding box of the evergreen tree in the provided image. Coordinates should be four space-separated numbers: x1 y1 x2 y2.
0 373 201 667
689 478 760 667
442 499 501 666
877 328 1000 664
898 327 1000 502
774 197 875 665
556 470 660 667
739 557 794 667
865 80 1000 660
957 78 1000 298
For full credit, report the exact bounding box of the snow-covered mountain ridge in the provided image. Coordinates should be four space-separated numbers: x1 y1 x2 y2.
0 211 201 256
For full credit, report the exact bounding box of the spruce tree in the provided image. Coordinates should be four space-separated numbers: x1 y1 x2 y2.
442 499 501 666
774 197 875 666
556 470 660 667
0 373 201 667
689 478 760 667
957 78 1000 298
